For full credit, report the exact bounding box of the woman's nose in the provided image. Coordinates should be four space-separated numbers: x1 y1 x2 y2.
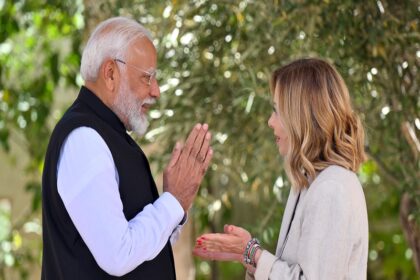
268 114 274 128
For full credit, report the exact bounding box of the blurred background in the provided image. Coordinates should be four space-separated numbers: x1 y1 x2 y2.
0 0 419 279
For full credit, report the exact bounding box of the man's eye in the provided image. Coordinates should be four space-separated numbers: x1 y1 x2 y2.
140 75 151 83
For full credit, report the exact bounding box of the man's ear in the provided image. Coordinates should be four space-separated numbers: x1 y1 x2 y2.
102 59 118 92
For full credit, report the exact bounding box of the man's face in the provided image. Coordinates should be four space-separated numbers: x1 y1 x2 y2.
112 37 160 136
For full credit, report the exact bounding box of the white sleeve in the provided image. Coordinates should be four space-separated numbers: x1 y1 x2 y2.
57 127 184 277
170 213 188 245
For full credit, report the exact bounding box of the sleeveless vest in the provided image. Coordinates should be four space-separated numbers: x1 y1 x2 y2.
41 86 176 279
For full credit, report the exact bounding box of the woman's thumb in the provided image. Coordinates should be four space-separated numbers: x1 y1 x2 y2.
224 224 250 238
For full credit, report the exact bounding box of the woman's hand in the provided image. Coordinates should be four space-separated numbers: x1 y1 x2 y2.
192 247 256 274
192 248 242 262
193 225 258 273
195 224 251 254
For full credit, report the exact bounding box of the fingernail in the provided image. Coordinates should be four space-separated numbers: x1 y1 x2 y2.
175 142 180 149
201 237 206 240
195 123 201 130
203 123 208 130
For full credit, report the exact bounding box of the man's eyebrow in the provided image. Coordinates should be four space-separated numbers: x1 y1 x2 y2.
145 67 156 73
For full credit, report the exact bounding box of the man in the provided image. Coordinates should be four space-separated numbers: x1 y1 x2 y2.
41 17 212 279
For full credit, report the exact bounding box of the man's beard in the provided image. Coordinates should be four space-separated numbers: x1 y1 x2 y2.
112 79 155 137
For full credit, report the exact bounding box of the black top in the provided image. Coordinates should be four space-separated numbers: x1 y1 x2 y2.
41 86 176 279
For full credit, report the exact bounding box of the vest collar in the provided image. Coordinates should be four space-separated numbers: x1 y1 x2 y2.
77 86 126 134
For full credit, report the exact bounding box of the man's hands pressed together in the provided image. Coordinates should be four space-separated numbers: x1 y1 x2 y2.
163 123 213 212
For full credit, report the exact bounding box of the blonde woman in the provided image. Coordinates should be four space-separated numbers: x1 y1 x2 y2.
194 58 368 279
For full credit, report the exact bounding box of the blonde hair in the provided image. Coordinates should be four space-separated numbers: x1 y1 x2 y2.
270 58 366 190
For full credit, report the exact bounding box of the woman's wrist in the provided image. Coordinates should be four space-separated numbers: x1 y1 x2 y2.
243 238 261 267
254 247 262 265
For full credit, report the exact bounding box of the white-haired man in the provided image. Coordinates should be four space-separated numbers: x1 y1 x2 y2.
41 17 212 279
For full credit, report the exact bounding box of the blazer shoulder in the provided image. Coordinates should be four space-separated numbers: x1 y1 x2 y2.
315 165 360 188
307 165 363 201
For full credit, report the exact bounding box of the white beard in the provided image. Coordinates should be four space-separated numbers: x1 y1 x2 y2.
112 79 155 137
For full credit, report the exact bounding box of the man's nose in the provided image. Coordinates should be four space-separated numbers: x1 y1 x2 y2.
150 79 160 98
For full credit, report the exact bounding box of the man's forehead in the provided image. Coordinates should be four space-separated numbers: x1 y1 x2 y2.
129 37 156 57
126 38 157 71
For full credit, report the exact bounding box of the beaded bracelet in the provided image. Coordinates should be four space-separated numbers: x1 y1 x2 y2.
243 238 261 267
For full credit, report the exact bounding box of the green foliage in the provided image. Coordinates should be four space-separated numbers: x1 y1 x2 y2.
0 0 418 279
0 0 83 278
130 1 419 278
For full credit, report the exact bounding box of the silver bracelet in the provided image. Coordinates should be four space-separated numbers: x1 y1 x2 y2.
243 238 261 267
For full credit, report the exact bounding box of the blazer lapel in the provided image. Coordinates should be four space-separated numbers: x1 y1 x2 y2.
275 188 300 256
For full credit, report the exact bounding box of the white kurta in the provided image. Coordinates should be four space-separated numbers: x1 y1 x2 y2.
57 127 185 276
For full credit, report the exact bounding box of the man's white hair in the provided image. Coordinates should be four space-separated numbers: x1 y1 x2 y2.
80 17 153 82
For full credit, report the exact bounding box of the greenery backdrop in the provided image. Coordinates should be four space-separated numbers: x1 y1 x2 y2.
0 0 419 279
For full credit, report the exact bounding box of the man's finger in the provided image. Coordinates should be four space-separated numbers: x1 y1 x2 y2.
189 123 208 157
197 131 211 162
181 123 201 159
201 148 213 174
168 142 182 168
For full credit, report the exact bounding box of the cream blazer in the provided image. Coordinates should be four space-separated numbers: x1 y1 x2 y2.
246 165 368 280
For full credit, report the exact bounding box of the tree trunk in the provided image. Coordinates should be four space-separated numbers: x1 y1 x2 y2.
400 192 420 276
82 0 115 42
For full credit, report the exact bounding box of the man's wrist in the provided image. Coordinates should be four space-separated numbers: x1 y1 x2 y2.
179 212 188 225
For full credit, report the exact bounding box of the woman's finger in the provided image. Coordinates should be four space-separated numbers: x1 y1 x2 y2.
224 224 251 239
193 248 242 262
196 233 236 248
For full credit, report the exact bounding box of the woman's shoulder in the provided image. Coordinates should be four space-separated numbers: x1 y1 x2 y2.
307 165 363 199
315 165 359 184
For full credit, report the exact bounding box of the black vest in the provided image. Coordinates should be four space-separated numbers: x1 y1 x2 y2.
41 86 176 279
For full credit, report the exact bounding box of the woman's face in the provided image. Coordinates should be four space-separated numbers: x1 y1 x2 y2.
268 93 289 157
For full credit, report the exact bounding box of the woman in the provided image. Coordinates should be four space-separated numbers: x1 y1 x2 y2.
194 58 368 279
